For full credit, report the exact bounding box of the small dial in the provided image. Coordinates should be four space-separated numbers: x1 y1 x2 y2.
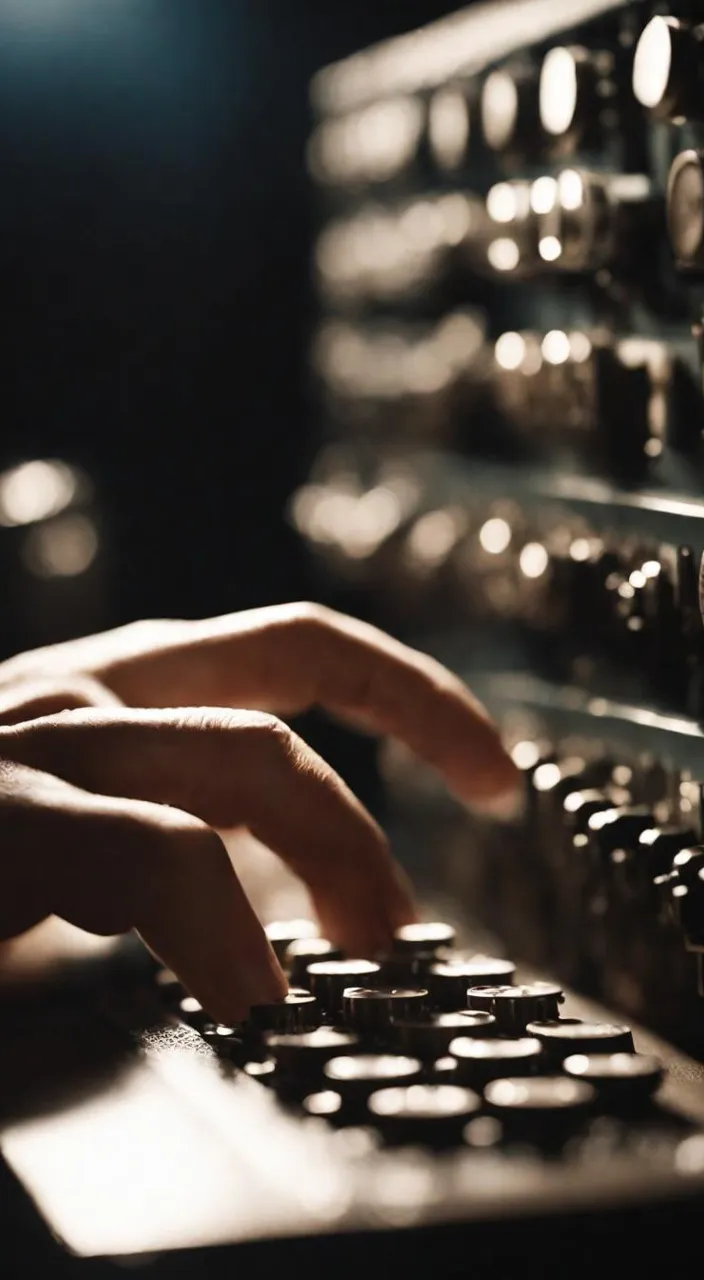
633 16 704 122
667 150 704 269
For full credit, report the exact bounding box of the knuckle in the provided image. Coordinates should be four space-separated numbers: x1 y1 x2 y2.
285 600 335 639
244 712 295 759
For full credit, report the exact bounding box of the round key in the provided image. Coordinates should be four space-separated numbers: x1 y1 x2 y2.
429 957 516 1010
265 919 318 962
179 995 209 1031
430 1056 459 1082
302 1090 344 1120
667 150 704 270
202 1023 244 1056
587 805 655 867
265 1027 360 1079
324 1054 423 1106
633 16 704 123
248 988 319 1034
449 1036 543 1088
481 64 541 159
284 938 343 987
563 1053 663 1110
392 922 456 957
243 1059 276 1083
377 956 433 987
468 982 563 1032
368 1083 481 1147
526 1020 635 1063
636 826 697 879
154 967 183 1004
307 960 381 1016
484 1076 596 1145
427 85 472 172
394 1011 497 1059
342 987 428 1036
539 45 615 152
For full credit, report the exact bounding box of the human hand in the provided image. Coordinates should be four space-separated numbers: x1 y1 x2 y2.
0 603 521 1022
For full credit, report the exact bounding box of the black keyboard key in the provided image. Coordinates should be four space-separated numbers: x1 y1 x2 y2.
284 938 344 987
179 996 210 1031
324 1054 424 1109
429 956 516 1010
484 1076 596 1148
468 982 564 1031
265 919 319 962
154 968 183 1004
393 1011 497 1058
392 922 456 956
368 1083 481 1148
248 989 319 1034
563 1052 664 1110
265 1027 360 1080
302 1090 344 1120
526 1020 635 1063
449 1035 543 1088
342 987 429 1036
307 960 381 1016
243 1059 277 1083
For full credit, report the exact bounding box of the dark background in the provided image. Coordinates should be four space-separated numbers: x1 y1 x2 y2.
0 0 459 630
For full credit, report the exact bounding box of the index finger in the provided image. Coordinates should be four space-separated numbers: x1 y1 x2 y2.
25 604 521 812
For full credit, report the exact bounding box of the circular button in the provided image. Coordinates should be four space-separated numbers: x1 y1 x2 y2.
248 989 319 1034
342 987 429 1035
393 1011 497 1058
392 922 456 956
325 1054 424 1106
587 805 655 862
428 86 471 171
540 46 579 137
667 151 704 269
378 952 439 987
481 69 519 151
636 825 697 879
526 1020 635 1063
243 1059 276 1082
302 1090 344 1120
449 1036 543 1088
563 1052 663 1109
265 919 319 962
368 1083 481 1146
307 959 381 1015
179 995 209 1030
284 938 343 988
265 1027 360 1078
633 16 704 121
481 65 540 158
484 1076 596 1141
202 1023 244 1056
564 790 619 835
429 957 516 1010
155 968 183 1004
539 45 614 151
467 982 564 1031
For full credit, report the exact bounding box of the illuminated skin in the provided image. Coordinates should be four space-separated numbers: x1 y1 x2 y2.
0 603 520 1023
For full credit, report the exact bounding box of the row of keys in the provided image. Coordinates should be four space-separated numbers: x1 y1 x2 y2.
155 925 666 1152
312 314 703 479
315 155 704 311
310 29 637 189
294 467 704 717
470 743 704 1042
310 15 704 193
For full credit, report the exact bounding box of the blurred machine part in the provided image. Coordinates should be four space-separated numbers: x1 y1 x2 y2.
0 457 111 659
